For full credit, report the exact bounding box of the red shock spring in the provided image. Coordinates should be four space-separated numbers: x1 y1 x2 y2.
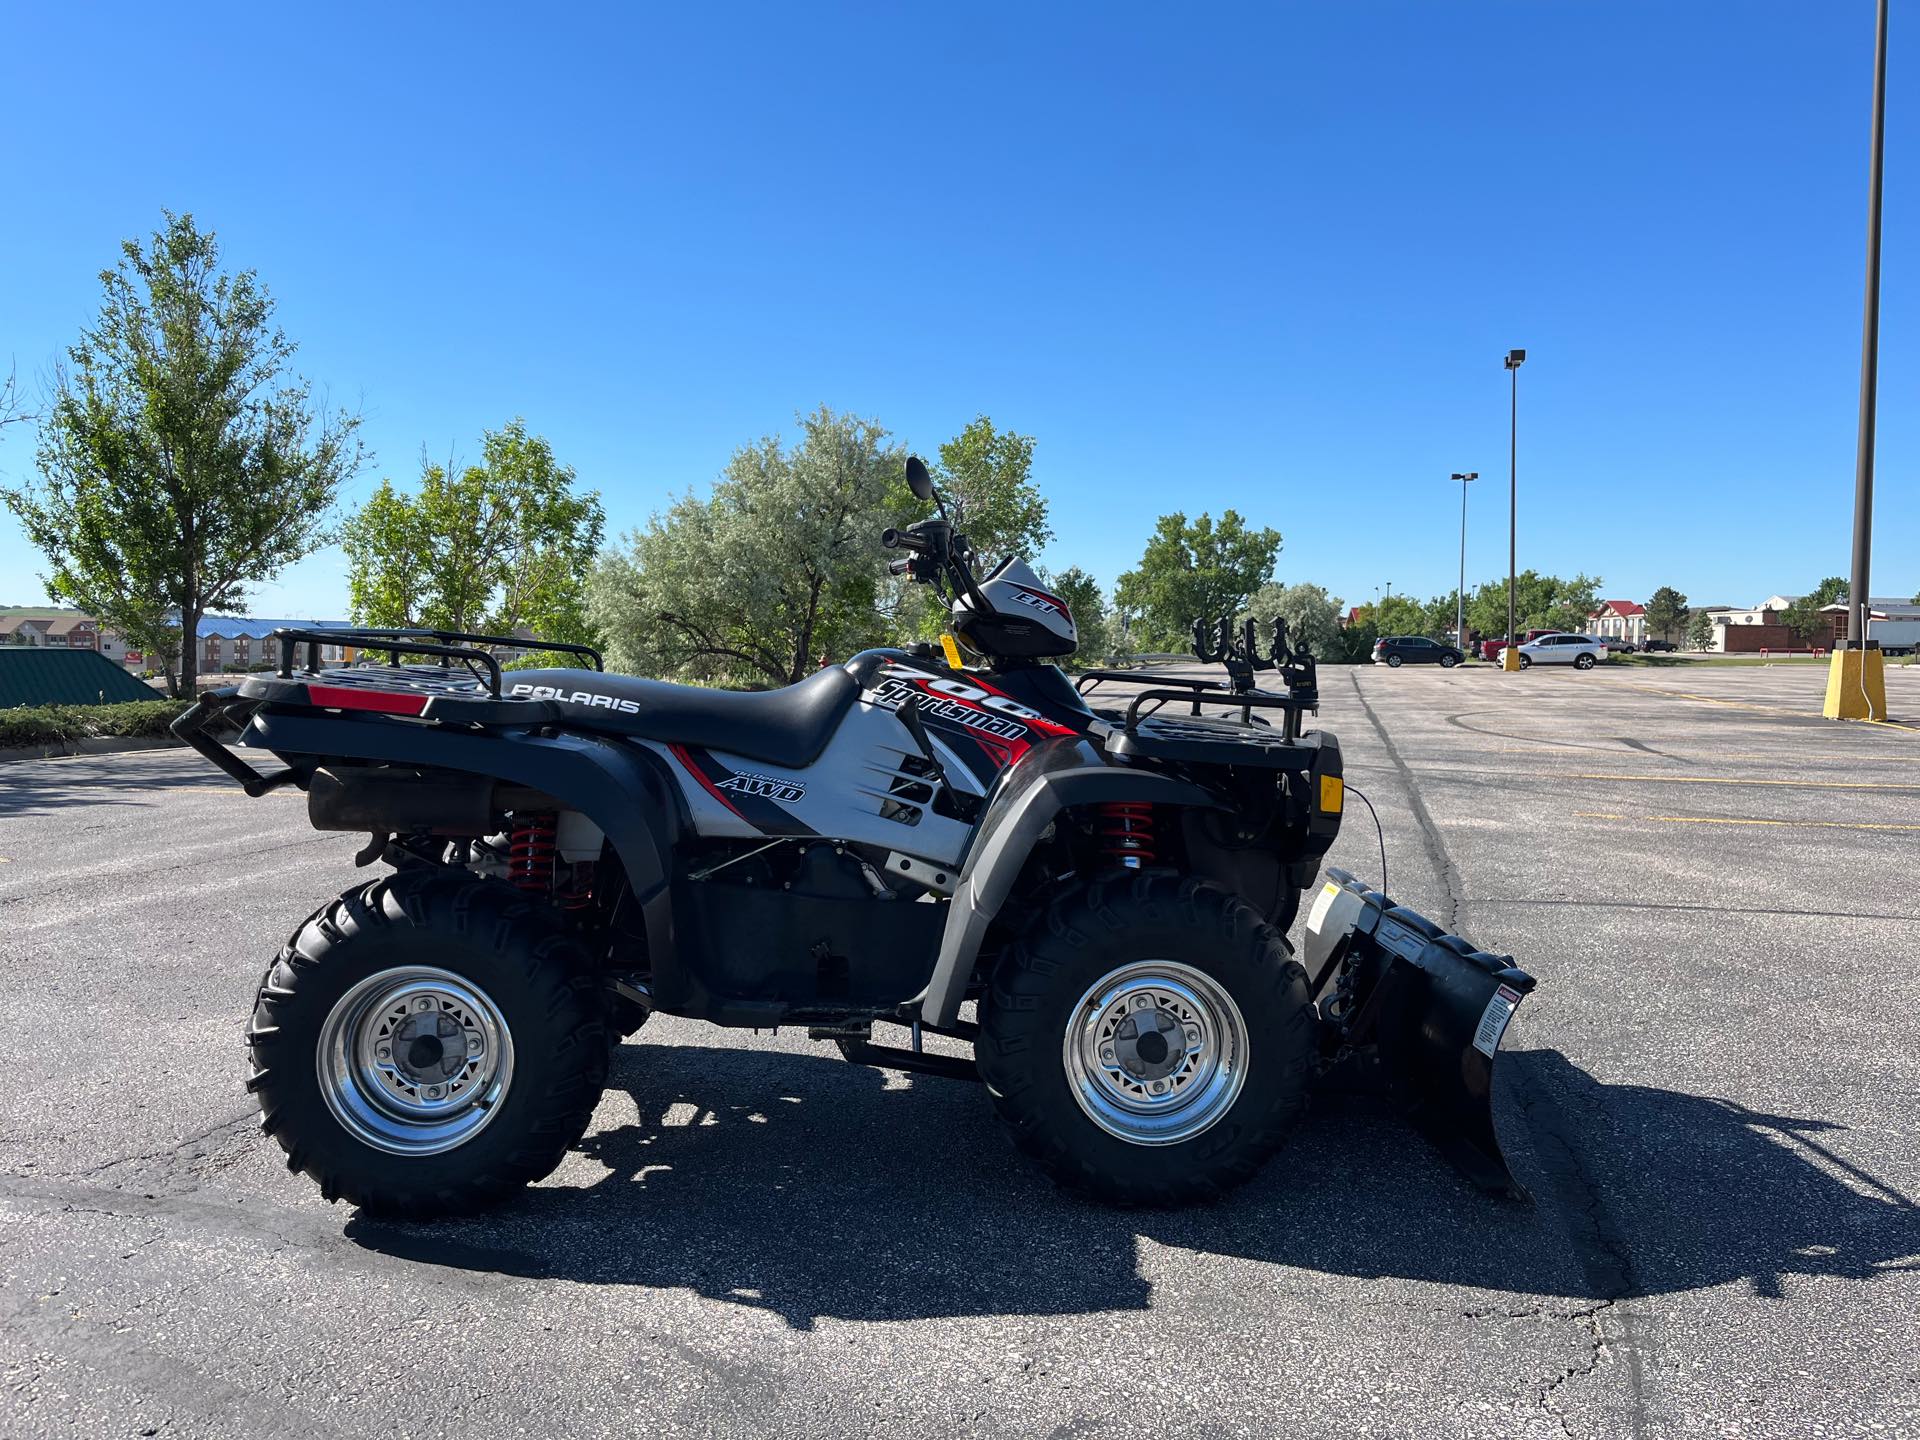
1095 801 1157 868
508 813 558 894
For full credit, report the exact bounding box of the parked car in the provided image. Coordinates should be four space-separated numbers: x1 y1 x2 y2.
1514 633 1609 670
1593 635 1636 654
1640 638 1676 654
1480 638 1509 661
1373 635 1464 668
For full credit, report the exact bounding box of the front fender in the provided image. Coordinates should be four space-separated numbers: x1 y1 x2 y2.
918 742 1222 1027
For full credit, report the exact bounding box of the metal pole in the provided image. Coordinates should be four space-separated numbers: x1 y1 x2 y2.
1847 0 1889 648
1451 472 1476 653
1459 478 1469 650
1507 365 1518 648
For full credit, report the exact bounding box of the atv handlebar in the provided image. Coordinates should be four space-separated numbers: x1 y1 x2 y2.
880 527 928 553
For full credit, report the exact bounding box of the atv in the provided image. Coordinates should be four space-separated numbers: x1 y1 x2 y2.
175 456 1536 1216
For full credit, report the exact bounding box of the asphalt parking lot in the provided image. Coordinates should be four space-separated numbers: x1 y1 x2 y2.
2 662 1917 1439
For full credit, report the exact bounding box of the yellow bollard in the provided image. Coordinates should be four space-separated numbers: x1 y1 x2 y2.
1823 646 1887 720
1502 644 1523 673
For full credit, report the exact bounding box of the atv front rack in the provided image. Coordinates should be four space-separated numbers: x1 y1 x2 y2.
1079 669 1319 760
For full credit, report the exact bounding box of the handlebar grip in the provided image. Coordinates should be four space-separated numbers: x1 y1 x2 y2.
881 527 929 553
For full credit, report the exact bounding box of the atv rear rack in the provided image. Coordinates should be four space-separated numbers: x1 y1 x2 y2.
170 626 602 796
270 626 603 698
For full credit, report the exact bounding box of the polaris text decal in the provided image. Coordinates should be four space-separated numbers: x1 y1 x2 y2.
510 682 642 714
713 771 806 803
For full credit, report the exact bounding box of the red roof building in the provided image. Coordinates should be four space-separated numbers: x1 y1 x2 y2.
1588 599 1648 644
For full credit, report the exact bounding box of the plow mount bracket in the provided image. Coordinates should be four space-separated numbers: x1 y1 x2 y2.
1305 868 1537 1199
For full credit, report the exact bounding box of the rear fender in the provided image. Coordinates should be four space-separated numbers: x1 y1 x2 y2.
245 709 681 963
918 742 1223 1027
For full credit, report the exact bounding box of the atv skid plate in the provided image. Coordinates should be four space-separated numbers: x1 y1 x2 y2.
1303 868 1537 1199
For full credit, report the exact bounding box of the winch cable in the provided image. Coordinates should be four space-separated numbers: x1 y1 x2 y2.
1342 782 1388 899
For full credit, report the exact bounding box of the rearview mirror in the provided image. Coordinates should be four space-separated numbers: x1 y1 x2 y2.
906 456 934 502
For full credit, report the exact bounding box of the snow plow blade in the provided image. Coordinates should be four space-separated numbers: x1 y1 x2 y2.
1303 868 1537 1199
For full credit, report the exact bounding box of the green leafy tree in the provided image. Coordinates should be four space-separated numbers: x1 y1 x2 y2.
1368 594 1430 639
892 415 1052 640
1 212 362 695
1687 608 1717 650
343 420 604 653
1115 510 1282 650
1782 577 1848 646
1645 586 1689 642
1240 580 1345 656
1040 564 1112 664
589 407 900 687
931 415 1051 565
1464 571 1603 640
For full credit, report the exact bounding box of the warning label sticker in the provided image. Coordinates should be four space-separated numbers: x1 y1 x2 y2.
1471 983 1524 1058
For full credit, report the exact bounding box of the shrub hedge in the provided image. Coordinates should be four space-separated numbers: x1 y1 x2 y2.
0 700 188 749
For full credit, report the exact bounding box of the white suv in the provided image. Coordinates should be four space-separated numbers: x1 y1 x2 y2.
1515 633 1608 670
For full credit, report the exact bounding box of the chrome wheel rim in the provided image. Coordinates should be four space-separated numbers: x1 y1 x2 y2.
317 966 515 1156
1062 960 1250 1146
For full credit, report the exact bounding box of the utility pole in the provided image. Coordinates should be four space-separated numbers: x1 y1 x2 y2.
1503 351 1526 670
1452 472 1478 654
1828 0 1891 719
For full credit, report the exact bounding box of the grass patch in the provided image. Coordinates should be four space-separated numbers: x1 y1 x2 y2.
0 699 188 749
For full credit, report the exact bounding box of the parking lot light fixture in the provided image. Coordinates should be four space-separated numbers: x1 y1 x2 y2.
1451 472 1478 655
1828 0 1890 720
1502 350 1526 672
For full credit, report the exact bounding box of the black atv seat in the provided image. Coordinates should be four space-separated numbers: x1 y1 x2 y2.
514 664 860 770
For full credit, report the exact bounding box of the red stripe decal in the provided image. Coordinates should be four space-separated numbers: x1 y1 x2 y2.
306 684 428 715
668 743 744 818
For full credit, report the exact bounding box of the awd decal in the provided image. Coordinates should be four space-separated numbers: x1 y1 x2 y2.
510 682 642 714
667 744 817 836
714 771 806 803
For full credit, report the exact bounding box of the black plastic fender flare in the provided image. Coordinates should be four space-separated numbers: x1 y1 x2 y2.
918 745 1224 1027
245 709 681 963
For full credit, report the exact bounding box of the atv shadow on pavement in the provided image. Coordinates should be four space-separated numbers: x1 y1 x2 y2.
344 1040 1920 1331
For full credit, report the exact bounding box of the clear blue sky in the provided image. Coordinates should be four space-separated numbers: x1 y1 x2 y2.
2 1 1913 619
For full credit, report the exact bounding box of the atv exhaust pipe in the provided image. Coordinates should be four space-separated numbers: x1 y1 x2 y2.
1303 868 1537 1199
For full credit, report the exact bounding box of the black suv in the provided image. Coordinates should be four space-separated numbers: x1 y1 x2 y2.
1372 635 1464 668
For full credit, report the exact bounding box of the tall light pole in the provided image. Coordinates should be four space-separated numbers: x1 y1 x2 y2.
1829 0 1891 720
1451 472 1478 652
1503 350 1526 668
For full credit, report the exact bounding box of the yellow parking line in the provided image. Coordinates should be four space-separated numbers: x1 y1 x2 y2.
1574 811 1920 832
1616 681 1920 732
1569 773 1920 791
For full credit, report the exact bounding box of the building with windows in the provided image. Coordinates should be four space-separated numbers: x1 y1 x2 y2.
193 617 357 674
1586 600 1647 646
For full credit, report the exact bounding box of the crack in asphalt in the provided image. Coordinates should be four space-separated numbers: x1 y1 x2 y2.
1346 670 1465 929
1349 669 1654 1439
69 1110 258 1183
1519 1074 1652 1440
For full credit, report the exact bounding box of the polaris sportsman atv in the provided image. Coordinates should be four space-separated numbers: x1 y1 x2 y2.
175 456 1536 1216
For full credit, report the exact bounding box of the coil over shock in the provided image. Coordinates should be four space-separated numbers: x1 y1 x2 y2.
1094 801 1158 869
507 813 558 894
